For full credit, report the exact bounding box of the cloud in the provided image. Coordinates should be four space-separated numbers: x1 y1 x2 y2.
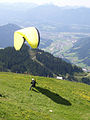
52 0 90 7
0 0 90 7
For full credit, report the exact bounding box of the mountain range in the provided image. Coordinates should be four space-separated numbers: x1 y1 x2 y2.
0 23 90 71
0 4 90 71
25 5 90 26
0 3 90 26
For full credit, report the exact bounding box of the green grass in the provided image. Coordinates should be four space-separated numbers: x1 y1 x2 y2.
0 72 90 120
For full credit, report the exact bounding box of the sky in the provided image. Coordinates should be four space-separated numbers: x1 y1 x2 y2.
0 0 90 8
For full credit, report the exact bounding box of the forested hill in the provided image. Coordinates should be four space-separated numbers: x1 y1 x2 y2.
0 45 83 77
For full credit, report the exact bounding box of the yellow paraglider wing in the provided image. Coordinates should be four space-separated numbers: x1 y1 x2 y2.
14 27 40 51
14 32 24 51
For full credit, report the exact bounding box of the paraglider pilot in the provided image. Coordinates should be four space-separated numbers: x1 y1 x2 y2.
29 78 37 91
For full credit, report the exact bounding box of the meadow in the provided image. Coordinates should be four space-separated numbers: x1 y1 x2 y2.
0 72 90 120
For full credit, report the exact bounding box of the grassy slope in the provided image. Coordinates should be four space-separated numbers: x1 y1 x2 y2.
0 72 90 120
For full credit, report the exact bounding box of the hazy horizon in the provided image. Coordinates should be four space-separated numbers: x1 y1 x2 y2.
0 0 90 8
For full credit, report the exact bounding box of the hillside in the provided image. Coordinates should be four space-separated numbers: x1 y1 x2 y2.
0 72 90 120
0 45 83 77
68 37 90 66
0 24 21 48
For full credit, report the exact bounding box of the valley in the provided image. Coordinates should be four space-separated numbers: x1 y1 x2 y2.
40 31 90 71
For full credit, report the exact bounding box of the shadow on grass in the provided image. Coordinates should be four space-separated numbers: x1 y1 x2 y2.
0 94 2 97
32 88 39 93
0 94 6 98
35 87 72 106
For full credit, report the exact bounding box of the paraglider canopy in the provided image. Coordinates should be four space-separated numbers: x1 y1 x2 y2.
14 27 40 51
